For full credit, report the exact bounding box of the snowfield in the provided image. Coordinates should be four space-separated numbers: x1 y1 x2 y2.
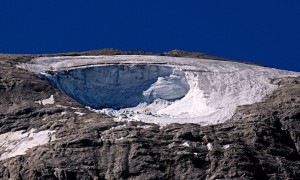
0 129 56 161
19 55 300 125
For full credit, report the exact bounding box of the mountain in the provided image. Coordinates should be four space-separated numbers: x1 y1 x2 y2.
0 50 300 179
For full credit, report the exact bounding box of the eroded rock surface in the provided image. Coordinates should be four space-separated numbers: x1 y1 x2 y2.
0 51 300 179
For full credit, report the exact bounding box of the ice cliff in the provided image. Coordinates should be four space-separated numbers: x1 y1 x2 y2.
43 65 189 109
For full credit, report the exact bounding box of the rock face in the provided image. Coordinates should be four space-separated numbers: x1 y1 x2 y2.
0 50 300 179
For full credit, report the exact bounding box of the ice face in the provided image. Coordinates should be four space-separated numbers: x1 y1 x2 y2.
43 65 190 109
143 69 190 102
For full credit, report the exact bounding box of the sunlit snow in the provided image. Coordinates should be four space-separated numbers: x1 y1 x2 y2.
35 95 55 105
0 129 56 160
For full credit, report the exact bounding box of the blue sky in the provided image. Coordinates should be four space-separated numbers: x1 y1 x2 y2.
0 1 299 71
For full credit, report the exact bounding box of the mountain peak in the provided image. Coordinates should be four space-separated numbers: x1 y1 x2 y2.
1 51 300 179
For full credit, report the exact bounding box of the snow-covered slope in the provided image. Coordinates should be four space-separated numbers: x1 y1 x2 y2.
20 55 300 125
0 129 56 160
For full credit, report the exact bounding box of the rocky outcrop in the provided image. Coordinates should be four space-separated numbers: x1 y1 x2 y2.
0 51 299 179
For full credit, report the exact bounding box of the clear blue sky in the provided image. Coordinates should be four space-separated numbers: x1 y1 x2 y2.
0 1 299 71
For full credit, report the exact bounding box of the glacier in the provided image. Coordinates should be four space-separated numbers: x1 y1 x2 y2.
19 55 300 125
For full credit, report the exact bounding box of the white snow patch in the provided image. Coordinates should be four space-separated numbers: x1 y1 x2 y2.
136 125 152 129
56 105 68 108
182 142 190 147
58 119 67 123
74 112 85 116
222 144 230 150
35 95 55 105
116 137 124 141
207 143 213 151
0 129 56 161
107 124 127 131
